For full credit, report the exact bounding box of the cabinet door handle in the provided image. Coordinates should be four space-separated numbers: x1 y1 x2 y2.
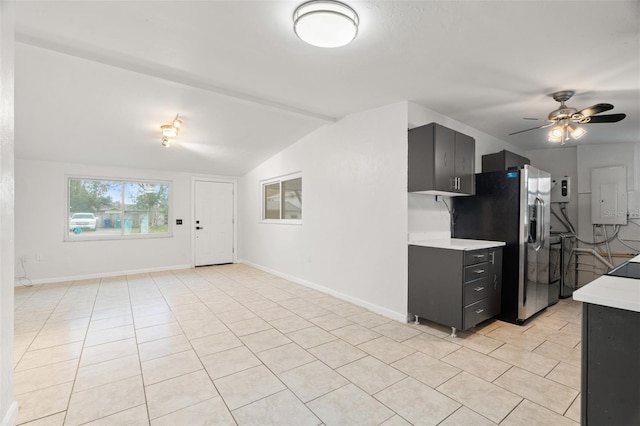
473 254 485 259
474 286 485 292
475 309 485 314
474 269 485 274
490 251 495 265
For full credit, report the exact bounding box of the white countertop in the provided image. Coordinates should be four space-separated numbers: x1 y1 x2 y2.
573 275 640 313
629 254 640 263
409 238 506 251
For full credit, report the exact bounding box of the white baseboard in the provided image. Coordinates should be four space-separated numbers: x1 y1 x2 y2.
14 264 192 286
1 401 18 426
238 259 407 323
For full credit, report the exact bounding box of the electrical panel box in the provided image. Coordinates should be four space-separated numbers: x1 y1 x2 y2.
591 166 627 225
628 191 640 219
551 176 571 203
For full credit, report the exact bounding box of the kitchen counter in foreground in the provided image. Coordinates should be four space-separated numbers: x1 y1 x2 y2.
409 238 505 251
572 274 640 312
573 272 640 426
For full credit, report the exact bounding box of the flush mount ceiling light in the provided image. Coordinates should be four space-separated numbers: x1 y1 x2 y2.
160 114 181 147
293 0 359 48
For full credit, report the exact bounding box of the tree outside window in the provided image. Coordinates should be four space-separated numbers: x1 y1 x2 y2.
67 178 170 239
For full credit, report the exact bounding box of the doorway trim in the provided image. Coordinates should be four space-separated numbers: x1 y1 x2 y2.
190 176 237 268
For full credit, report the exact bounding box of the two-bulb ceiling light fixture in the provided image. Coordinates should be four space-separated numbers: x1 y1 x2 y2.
548 119 587 145
160 114 182 147
293 0 359 48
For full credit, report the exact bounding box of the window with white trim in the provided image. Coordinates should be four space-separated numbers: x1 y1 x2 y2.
261 174 302 223
66 177 171 240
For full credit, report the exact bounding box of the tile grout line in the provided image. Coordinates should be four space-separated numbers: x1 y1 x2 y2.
126 273 153 426
63 277 103 426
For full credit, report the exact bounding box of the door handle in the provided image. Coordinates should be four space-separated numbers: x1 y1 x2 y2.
196 226 204 230
534 196 545 251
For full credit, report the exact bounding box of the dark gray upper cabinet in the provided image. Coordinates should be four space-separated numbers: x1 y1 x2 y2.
454 132 475 194
408 123 476 196
482 149 530 172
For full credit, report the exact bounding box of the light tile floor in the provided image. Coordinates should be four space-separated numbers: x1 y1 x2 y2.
13 264 582 425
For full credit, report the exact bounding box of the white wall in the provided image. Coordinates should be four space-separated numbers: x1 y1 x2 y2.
238 101 526 321
15 159 235 283
525 147 579 234
238 102 409 320
575 143 640 283
0 2 17 425
408 102 525 238
526 144 640 285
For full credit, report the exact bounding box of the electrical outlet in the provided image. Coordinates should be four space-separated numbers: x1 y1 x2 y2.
35 254 42 262
594 225 603 236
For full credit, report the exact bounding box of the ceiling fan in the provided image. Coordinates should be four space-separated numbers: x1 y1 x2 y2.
509 90 626 144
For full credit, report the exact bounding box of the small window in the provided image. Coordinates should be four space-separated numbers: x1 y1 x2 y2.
67 177 170 240
261 174 302 223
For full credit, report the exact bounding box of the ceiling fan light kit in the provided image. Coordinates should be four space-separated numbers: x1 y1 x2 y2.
510 90 626 145
293 0 359 48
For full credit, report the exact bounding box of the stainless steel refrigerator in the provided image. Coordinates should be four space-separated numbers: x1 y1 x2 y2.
452 165 551 324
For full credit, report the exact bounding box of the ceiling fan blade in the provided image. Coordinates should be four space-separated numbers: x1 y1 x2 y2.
585 113 626 123
509 122 555 136
577 103 614 117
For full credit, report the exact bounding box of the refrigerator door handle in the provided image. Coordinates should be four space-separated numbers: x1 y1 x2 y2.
534 196 545 251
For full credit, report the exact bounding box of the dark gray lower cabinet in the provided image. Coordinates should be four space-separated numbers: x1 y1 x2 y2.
581 303 640 425
408 245 502 335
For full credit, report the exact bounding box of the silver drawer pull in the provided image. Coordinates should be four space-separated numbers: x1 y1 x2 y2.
474 286 485 292
473 254 485 258
475 309 485 314
474 269 485 274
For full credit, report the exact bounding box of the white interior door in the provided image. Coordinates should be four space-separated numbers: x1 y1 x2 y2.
194 181 234 266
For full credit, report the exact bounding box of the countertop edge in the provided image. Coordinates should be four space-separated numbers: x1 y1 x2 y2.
573 275 640 313
408 238 506 251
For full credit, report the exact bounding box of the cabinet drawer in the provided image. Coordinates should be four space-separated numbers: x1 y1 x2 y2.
464 277 489 305
463 298 492 329
464 250 489 266
464 263 489 282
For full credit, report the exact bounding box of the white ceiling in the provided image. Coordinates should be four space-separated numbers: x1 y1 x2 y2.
14 1 640 175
